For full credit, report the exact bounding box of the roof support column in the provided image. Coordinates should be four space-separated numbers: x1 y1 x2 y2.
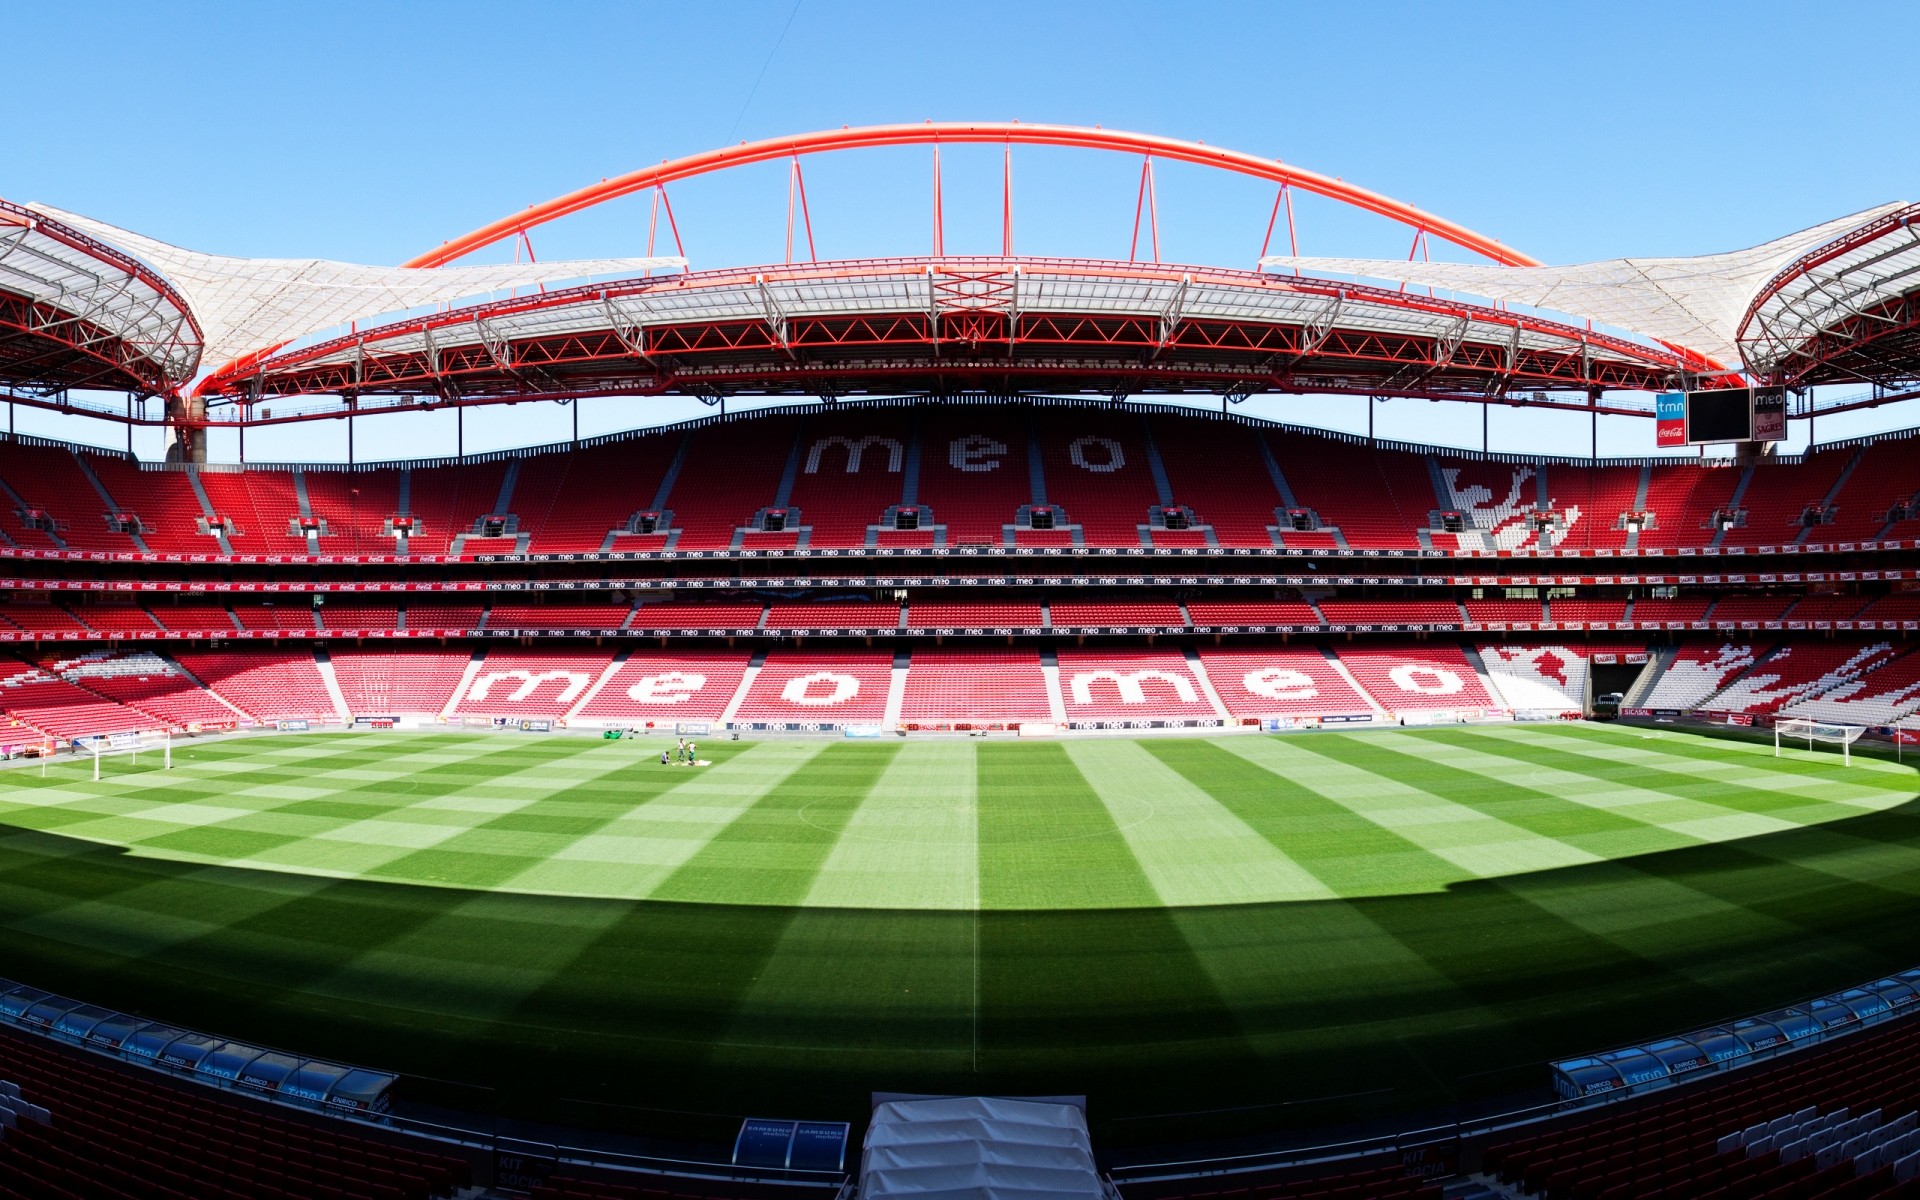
164 393 206 465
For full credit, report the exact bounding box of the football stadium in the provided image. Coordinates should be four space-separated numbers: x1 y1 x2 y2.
5 9 1920 1198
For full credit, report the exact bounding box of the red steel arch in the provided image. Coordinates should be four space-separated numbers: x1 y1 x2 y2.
406 122 1541 270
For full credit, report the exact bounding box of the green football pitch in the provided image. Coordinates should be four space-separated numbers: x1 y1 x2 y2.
2 723 1918 1136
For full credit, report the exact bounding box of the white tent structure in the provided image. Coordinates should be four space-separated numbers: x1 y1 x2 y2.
28 203 685 375
1260 204 1907 370
860 1097 1104 1200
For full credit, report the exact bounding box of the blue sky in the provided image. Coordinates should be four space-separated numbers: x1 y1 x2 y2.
8 0 1919 462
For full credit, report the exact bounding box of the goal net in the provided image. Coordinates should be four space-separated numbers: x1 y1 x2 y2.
1774 718 1865 764
77 730 172 780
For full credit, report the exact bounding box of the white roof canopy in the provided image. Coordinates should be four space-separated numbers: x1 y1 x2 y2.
28 203 685 375
1261 204 1907 370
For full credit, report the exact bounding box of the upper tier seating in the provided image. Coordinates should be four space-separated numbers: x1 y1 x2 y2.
1030 411 1164 548
1641 642 1767 711
1316 599 1461 626
1637 462 1744 550
1054 649 1219 722
899 649 1053 723
626 603 766 633
1334 644 1498 713
0 601 92 635
329 649 471 715
1464 598 1545 625
1712 595 1798 626
1274 431 1428 550
1825 438 1920 542
1632 596 1714 626
904 602 1044 630
1048 601 1185 629
1152 412 1284 548
1720 451 1850 549
1563 463 1642 551
1549 598 1631 626
1436 458 1555 551
1186 600 1321 627
730 651 893 723
452 648 617 718
573 652 753 724
4 413 1920 560
170 651 336 722
784 411 915 549
401 460 509 555
485 604 633 631
517 436 681 555
763 603 901 632
147 602 240 634
231 601 321 633
1704 642 1902 715
299 468 403 554
1788 595 1869 624
912 408 1032 547
81 455 210 554
1198 646 1375 717
401 604 484 634
199 466 300 552
0 1024 469 1200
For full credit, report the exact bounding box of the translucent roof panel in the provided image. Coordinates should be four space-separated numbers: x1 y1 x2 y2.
1260 204 1907 369
29 203 684 374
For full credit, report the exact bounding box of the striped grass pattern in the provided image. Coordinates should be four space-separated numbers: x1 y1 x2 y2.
0 724 1915 1129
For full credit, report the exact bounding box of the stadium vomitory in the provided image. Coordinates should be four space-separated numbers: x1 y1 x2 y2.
5 122 1920 1199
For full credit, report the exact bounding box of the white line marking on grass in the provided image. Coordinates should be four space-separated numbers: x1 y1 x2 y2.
1062 740 1337 905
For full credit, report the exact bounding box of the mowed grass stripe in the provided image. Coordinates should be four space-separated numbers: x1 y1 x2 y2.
974 743 1255 1080
1442 726 1910 835
212 739 656 881
305 889 633 1020
803 740 977 910
648 743 901 906
1467 724 1916 812
1141 738 1469 896
364 742 743 890
975 742 1160 909
131 738 564 864
504 740 827 900
1363 731 1778 855
1061 739 1335 905
1218 735 1601 884
1134 739 1517 1076
0 735 481 836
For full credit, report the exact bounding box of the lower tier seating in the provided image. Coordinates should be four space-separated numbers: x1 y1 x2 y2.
0 1025 470 1200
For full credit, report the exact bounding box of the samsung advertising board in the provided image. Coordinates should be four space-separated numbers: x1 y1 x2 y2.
1682 386 1787 445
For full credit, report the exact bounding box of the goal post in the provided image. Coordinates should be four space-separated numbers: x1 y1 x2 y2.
81 730 172 781
1773 718 1865 765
